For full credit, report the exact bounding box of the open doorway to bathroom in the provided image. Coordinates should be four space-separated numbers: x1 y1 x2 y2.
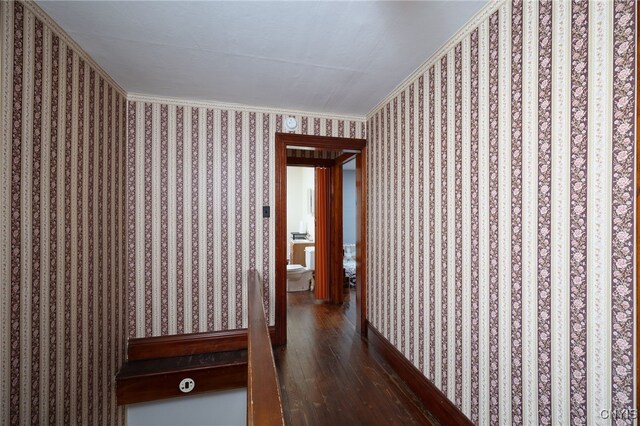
342 158 357 324
284 158 344 303
284 159 356 305
285 166 316 295
274 133 366 346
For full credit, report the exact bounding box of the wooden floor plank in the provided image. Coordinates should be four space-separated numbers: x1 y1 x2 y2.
275 290 438 426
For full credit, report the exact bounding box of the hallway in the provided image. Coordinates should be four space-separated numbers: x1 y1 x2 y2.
274 291 438 425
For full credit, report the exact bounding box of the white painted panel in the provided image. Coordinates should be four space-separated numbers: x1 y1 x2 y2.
477 18 490 426
586 1 613 423
550 1 571 424
497 2 512 423
520 1 539 423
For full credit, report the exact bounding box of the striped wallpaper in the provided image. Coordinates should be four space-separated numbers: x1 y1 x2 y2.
126 95 365 338
2 0 637 424
365 0 636 424
1 1 127 425
286 148 343 160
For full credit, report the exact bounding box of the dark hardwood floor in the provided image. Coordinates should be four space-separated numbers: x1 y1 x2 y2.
274 289 438 426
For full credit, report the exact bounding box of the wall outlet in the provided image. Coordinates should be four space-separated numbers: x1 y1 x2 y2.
179 378 195 393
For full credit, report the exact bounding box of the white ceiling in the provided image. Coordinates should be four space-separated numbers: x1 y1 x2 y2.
38 1 486 116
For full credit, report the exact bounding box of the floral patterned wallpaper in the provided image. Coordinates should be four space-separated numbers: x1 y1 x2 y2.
365 0 636 424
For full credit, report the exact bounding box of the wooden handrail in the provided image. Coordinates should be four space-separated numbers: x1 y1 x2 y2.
247 269 285 426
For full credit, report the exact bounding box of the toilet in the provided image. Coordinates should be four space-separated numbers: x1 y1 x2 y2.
286 264 312 292
286 247 315 292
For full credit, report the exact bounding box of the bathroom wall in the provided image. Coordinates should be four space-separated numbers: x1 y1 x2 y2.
126 95 365 337
0 1 127 424
286 166 315 243
342 167 356 245
301 167 316 241
365 0 636 424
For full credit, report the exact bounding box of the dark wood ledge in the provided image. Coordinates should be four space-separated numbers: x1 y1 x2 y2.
116 350 247 405
127 327 276 361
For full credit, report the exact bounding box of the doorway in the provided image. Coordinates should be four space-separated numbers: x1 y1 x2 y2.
274 133 367 346
341 158 358 324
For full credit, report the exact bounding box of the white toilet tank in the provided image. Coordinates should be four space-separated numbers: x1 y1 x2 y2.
305 247 315 270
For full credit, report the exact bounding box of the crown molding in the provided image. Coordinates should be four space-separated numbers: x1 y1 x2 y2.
127 92 366 123
24 0 499 123
21 0 126 96
366 0 505 118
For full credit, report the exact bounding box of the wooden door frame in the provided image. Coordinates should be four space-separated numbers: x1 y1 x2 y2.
314 166 332 301
275 133 367 345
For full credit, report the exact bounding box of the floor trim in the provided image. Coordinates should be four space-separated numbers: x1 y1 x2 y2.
365 321 473 425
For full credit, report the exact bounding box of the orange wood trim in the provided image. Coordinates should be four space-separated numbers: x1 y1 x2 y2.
366 322 473 425
247 269 285 426
127 328 275 361
330 163 344 304
286 156 335 168
356 149 367 336
314 167 330 300
275 132 367 346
